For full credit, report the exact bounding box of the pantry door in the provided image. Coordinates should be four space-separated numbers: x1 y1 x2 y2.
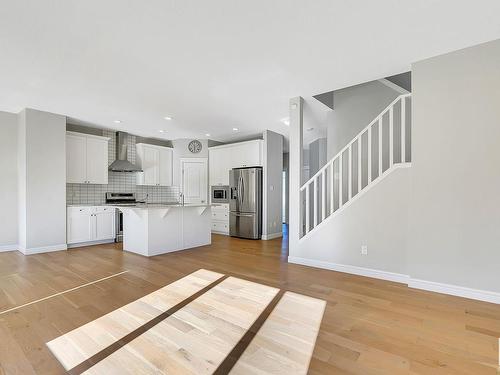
180 158 208 204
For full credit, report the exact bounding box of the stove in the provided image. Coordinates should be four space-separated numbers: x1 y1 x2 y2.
105 192 144 242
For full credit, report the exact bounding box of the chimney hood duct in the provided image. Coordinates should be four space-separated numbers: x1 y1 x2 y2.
108 132 143 172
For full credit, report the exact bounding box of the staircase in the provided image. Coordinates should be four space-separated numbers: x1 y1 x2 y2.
300 94 411 239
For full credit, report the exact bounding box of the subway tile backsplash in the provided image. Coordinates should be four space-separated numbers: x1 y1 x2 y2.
66 130 180 205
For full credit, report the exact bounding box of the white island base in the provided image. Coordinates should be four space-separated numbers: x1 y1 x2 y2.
118 205 211 257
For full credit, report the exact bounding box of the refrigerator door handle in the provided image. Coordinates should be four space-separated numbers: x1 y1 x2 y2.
231 212 254 217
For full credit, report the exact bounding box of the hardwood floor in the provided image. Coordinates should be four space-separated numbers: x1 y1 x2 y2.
0 232 499 374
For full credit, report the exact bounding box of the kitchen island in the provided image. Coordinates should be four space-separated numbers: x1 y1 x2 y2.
114 204 211 257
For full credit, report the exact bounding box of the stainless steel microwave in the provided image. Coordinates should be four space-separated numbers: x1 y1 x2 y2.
211 185 229 203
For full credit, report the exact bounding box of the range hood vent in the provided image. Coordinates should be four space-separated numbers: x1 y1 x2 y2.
108 132 143 172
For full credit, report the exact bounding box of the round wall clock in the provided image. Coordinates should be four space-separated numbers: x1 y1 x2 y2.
188 139 202 153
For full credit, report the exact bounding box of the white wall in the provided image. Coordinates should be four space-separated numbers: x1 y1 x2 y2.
0 111 18 250
408 39 500 293
172 139 209 187
290 166 410 278
18 109 67 253
262 130 283 238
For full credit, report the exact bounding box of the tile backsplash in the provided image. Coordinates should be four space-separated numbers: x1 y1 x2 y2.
66 130 180 205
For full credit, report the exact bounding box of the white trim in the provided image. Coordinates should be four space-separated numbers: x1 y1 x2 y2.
408 278 500 305
66 131 110 141
0 244 18 252
208 139 263 150
378 78 410 95
0 270 129 315
67 239 115 248
288 256 409 284
262 232 283 240
19 243 68 255
300 163 411 242
288 256 500 304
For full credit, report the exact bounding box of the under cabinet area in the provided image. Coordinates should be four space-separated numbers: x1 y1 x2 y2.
208 139 263 186
66 132 110 184
136 143 173 186
67 206 115 246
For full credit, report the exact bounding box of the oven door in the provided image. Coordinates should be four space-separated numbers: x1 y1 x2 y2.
115 210 123 242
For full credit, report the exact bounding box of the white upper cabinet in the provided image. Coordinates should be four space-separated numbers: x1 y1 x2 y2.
66 132 110 184
209 140 263 186
136 143 173 186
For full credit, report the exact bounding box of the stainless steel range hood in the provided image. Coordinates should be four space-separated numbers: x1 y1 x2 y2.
108 132 143 172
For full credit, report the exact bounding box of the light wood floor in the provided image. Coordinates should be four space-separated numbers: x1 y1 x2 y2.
0 231 499 374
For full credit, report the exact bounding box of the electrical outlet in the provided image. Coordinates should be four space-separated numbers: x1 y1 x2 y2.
361 245 368 255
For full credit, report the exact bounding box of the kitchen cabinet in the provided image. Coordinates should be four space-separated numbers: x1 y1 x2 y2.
67 206 115 246
136 143 173 186
66 132 110 184
211 203 229 235
209 140 263 186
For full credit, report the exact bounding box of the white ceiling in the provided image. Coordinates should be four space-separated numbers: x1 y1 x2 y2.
1 1 499 143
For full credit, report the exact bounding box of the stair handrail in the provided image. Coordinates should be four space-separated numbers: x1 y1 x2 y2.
300 93 411 191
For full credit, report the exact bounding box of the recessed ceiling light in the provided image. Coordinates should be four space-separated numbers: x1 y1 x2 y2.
163 116 172 120
114 120 122 124
159 130 166 133
232 127 239 131
281 117 290 126
205 133 211 137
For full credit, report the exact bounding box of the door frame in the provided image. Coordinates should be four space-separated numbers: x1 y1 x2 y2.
180 158 208 204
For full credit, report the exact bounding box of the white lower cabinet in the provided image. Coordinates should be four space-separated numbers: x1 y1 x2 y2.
67 206 115 246
211 204 229 235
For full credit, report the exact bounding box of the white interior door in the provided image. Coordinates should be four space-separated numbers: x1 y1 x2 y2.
181 158 208 204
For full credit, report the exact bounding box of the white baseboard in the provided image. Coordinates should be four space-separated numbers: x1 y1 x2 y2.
287 256 409 283
262 232 283 240
408 278 500 305
288 256 500 304
20 243 68 255
67 239 115 249
0 244 18 252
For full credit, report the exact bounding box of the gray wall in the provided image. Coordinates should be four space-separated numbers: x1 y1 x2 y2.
408 39 500 292
327 80 399 159
292 166 410 275
0 111 18 249
18 109 67 252
263 130 284 236
309 138 327 176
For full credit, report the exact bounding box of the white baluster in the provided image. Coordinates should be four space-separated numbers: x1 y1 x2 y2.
378 117 382 177
389 106 394 167
358 137 362 193
321 170 326 220
401 97 406 163
330 162 334 214
313 177 318 228
368 126 372 183
339 153 343 208
348 145 352 200
305 184 310 234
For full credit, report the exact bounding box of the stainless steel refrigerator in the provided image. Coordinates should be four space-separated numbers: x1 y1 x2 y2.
229 167 262 239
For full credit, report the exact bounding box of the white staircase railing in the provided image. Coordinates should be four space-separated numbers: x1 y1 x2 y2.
300 94 411 238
